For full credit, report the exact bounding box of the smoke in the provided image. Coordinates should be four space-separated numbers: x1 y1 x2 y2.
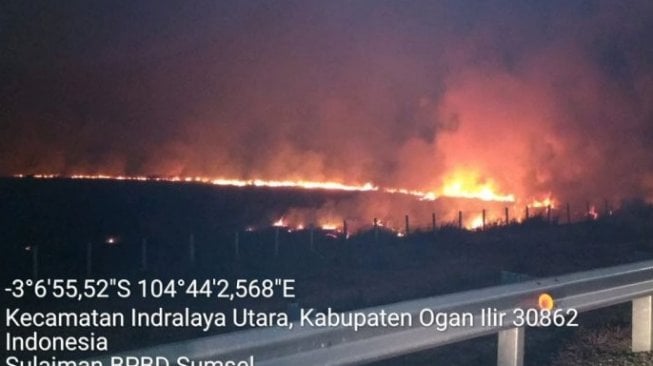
2 0 653 204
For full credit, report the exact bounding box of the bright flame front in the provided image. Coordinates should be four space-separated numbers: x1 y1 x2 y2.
439 171 515 202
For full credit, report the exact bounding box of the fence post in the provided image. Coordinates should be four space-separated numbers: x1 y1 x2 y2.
458 211 463 229
632 295 653 352
373 218 379 244
525 206 529 220
404 215 410 236
505 207 509 225
497 327 524 366
547 205 551 224
343 220 348 240
432 213 436 235
586 201 591 219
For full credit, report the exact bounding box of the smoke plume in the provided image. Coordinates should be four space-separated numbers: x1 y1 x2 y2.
2 1 653 205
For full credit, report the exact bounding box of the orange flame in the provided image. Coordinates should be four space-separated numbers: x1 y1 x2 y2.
320 223 339 231
18 171 529 204
272 217 286 227
439 170 515 202
468 214 485 230
12 173 577 235
530 196 556 208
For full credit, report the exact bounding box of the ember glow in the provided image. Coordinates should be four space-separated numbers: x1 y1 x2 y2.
468 214 485 230
272 217 286 227
320 224 339 231
588 206 599 220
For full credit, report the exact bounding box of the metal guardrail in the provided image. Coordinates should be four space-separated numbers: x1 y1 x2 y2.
94 260 653 366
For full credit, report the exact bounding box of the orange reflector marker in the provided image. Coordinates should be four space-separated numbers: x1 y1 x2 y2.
538 293 555 310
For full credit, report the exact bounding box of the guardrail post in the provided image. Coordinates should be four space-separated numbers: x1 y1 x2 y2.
632 295 653 352
497 327 524 366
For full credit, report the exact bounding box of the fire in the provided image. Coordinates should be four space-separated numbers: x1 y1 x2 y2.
468 214 485 230
439 171 515 202
530 196 556 208
14 173 588 235
384 187 438 201
588 206 599 220
65 174 379 192
16 172 528 204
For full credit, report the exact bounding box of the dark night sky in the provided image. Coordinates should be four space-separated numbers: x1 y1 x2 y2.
2 1 653 203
